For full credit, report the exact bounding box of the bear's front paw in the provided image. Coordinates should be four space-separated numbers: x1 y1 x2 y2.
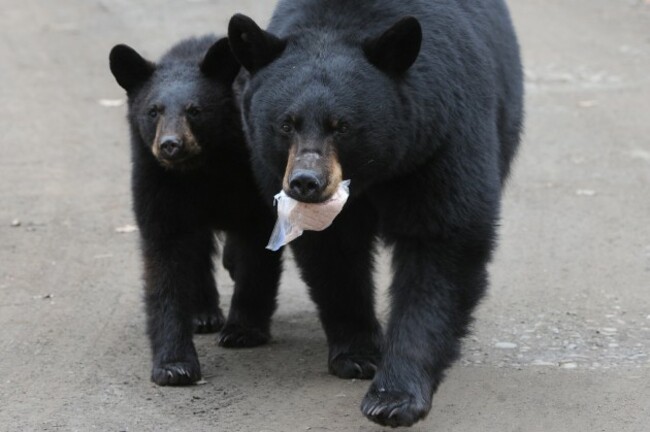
361 386 430 427
151 361 201 386
218 323 270 348
329 352 379 379
192 309 225 334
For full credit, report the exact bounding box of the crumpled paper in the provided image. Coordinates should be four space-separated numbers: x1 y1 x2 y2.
266 180 350 251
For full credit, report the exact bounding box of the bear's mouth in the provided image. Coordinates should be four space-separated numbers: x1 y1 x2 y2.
156 152 202 171
151 138 203 171
284 181 335 204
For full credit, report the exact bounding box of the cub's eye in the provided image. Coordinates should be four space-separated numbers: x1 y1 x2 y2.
336 122 350 134
187 106 201 117
280 122 293 134
147 107 158 118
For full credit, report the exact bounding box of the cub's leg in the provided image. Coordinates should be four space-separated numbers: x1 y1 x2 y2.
143 228 223 385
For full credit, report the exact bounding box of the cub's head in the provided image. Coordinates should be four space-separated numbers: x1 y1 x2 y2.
227 15 421 202
109 37 240 170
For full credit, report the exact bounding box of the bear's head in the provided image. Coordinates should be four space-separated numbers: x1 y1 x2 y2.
228 14 422 202
109 38 240 170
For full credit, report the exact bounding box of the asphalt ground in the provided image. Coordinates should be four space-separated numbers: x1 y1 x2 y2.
0 1 648 431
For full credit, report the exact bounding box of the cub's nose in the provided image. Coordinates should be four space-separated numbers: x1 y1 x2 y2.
160 136 183 158
288 169 325 202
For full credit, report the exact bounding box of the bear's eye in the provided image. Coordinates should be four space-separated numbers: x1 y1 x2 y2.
148 107 158 118
187 106 201 117
280 122 293 134
337 122 350 134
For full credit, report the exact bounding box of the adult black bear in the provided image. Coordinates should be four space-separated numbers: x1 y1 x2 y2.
228 0 523 427
109 36 282 386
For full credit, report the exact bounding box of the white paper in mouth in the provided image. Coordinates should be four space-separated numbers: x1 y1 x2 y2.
266 180 350 251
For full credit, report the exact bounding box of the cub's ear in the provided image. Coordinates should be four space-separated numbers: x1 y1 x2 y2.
109 44 155 92
363 17 422 75
201 37 241 84
228 14 286 73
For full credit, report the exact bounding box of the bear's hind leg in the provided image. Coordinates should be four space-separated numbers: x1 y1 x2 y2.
221 233 236 281
189 240 225 334
218 228 282 348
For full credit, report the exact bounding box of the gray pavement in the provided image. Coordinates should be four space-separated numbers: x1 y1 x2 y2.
0 0 648 431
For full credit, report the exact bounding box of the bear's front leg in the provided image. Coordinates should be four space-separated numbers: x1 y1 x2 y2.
361 236 491 427
142 229 222 386
291 200 383 379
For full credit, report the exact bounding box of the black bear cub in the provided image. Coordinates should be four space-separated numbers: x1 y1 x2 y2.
229 0 523 427
109 36 282 386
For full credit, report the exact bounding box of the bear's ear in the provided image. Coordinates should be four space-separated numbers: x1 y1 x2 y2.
228 14 286 73
200 37 241 84
363 17 422 75
109 44 155 92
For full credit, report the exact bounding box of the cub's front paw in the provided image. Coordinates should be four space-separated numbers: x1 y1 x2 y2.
361 385 430 427
151 361 201 386
218 323 270 348
192 309 225 334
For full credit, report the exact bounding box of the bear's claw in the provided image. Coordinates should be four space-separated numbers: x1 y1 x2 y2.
361 387 429 428
218 323 270 348
151 361 201 386
192 310 225 334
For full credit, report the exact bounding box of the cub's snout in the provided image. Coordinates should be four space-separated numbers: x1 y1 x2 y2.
151 115 201 169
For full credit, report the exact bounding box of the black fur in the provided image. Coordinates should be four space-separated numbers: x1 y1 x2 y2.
229 0 523 427
109 36 282 386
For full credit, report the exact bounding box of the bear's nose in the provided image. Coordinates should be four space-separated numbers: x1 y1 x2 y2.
160 136 183 158
289 169 325 201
